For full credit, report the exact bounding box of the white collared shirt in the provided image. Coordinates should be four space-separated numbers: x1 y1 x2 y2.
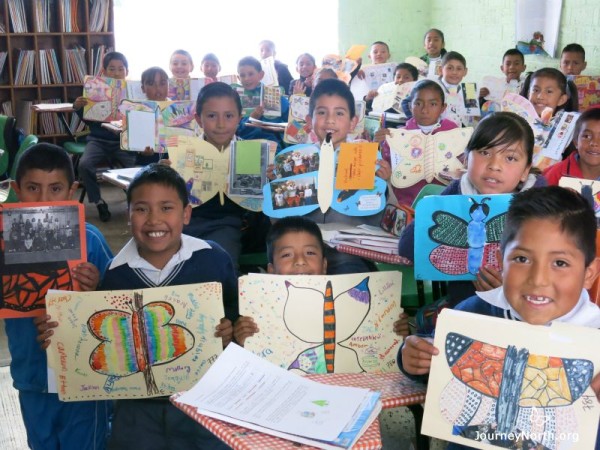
109 234 212 285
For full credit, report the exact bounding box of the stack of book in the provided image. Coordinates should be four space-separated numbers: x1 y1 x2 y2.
64 46 87 83
35 99 68 135
0 52 8 83
34 0 53 32
39 49 63 85
89 0 111 32
92 44 112 75
8 0 28 33
14 50 36 85
59 0 79 32
172 344 382 450
321 224 400 255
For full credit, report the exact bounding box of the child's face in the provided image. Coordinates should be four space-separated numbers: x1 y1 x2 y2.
268 231 327 275
467 139 530 194
560 51 587 76
142 72 168 101
129 183 191 270
196 96 241 149
259 43 274 60
394 68 415 85
441 59 467 85
500 55 526 81
576 119 600 172
528 76 568 117
238 65 264 90
410 87 445 126
296 55 316 79
201 60 220 79
424 31 444 57
13 169 77 202
307 94 358 148
104 59 128 79
502 218 598 325
369 44 390 64
170 54 193 79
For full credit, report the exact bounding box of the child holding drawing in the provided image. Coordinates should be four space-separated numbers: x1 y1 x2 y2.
169 49 194 79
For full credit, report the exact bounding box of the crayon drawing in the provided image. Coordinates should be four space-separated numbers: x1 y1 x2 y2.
559 177 600 223
423 309 600 450
45 283 224 400
82 75 126 122
414 194 512 281
240 272 402 374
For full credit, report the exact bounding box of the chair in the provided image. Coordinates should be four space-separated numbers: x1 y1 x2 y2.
0 115 24 176
9 134 39 180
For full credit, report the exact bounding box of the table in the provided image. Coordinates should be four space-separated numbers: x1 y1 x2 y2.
171 371 428 450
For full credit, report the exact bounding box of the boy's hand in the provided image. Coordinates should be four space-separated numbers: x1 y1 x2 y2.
473 265 502 292
375 159 392 181
72 262 100 291
364 90 378 101
141 146 154 156
250 105 264 120
479 87 490 99
73 96 87 110
159 158 172 166
34 314 58 350
233 316 259 347
393 312 410 338
215 318 233 348
591 372 600 401
401 335 439 375
374 127 391 143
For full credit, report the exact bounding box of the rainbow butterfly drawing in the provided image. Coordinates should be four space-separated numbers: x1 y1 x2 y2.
440 332 593 449
284 278 371 374
88 292 195 396
415 194 512 281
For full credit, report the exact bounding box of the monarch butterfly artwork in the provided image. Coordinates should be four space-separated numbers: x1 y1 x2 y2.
88 291 195 396
414 194 512 281
439 332 594 449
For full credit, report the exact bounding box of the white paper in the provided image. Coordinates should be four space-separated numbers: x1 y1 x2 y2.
177 343 372 441
127 110 156 151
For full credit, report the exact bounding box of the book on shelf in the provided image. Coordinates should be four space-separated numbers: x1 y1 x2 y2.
89 0 111 32
8 0 28 33
92 45 113 75
14 50 37 86
58 0 79 32
2 101 13 117
172 343 382 450
15 99 33 133
34 0 53 32
36 99 68 135
39 49 63 85
64 46 87 84
0 52 8 83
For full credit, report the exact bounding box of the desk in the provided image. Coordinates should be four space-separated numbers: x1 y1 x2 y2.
101 167 142 190
171 372 427 450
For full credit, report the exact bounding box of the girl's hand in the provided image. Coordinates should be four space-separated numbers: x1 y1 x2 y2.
72 262 100 291
215 318 233 348
34 314 58 350
292 80 306 95
250 105 264 119
401 335 439 375
305 75 313 88
473 265 502 292
73 96 87 110
374 127 391 143
375 159 392 181
393 312 410 338
233 316 259 347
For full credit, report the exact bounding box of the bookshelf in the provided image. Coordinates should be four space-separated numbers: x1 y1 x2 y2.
0 0 114 143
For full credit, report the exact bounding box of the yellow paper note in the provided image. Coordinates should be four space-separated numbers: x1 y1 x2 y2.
335 142 378 190
345 45 367 61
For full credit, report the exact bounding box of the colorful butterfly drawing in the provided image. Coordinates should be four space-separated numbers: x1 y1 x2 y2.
185 178 201 206
428 197 505 276
441 332 593 449
283 278 371 374
87 292 195 396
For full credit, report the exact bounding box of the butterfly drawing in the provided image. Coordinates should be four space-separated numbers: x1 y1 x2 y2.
427 197 506 277
283 278 371 374
441 332 593 449
388 128 472 189
87 292 195 396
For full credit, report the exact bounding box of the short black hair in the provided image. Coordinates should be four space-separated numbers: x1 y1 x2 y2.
409 79 445 104
574 107 600 145
465 111 534 166
296 53 316 66
371 41 390 52
441 51 466 68
127 163 188 207
309 78 355 118
171 49 194 65
520 67 579 112
103 51 128 71
424 28 445 43
141 66 168 85
395 63 418 81
201 53 220 66
195 81 242 116
266 216 325 264
16 143 74 186
501 186 596 266
503 48 525 64
561 43 586 59
238 56 262 73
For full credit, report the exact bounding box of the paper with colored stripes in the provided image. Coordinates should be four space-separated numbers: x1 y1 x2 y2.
239 272 402 374
45 283 224 401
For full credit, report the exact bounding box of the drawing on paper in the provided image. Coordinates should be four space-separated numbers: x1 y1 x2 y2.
558 177 600 221
285 278 370 374
88 291 195 396
440 332 593 449
414 194 512 281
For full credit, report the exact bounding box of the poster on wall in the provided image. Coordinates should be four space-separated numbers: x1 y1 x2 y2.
515 0 563 58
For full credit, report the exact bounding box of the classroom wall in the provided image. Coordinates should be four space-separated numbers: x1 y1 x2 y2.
339 0 599 83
